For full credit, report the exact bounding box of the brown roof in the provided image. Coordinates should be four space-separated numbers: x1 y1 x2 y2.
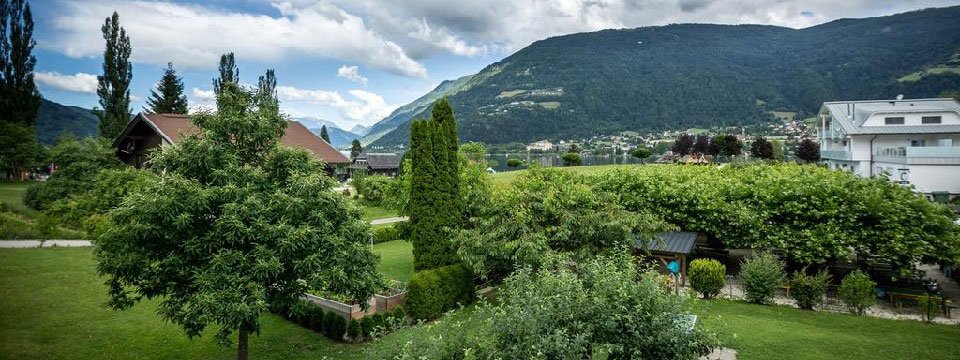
122 113 350 165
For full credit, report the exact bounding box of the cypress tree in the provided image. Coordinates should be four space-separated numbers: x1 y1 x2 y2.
320 125 330 143
96 11 132 139
0 0 41 126
350 139 362 160
145 62 187 114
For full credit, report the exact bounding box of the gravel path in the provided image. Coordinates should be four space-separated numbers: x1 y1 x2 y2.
0 240 92 248
370 216 408 225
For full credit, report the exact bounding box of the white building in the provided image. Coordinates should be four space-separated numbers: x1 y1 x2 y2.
526 139 554 152
817 98 960 199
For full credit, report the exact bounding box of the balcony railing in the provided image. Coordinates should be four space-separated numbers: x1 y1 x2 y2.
821 150 851 160
874 146 960 164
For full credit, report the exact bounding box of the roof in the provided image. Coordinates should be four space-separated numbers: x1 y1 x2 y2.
821 98 960 135
115 113 350 165
634 232 697 255
350 152 400 170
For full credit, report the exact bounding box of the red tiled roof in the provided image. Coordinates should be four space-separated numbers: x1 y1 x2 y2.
134 113 350 165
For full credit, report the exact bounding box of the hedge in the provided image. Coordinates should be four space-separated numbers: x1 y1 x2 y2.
406 264 474 320
373 225 401 244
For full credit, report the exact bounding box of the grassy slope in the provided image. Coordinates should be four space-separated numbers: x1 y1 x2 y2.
0 181 36 217
0 182 84 240
695 300 960 359
372 240 413 283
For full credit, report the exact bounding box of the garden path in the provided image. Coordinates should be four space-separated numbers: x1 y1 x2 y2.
0 240 92 248
370 216 408 225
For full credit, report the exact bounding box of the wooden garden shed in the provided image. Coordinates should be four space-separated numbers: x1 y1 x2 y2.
634 232 698 284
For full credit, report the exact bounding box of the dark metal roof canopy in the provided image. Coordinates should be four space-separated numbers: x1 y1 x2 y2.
635 232 697 255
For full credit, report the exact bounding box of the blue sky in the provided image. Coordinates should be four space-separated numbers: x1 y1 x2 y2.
31 0 960 130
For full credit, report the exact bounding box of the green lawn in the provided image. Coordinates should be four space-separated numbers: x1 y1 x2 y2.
0 181 85 240
371 240 414 283
695 300 960 359
358 204 397 221
3 248 960 359
490 164 636 188
0 181 37 218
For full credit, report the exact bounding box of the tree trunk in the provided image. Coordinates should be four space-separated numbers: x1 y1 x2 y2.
237 327 249 360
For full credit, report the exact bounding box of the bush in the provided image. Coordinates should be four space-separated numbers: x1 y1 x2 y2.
394 221 412 239
789 269 831 310
506 158 524 167
360 316 375 337
372 225 400 244
326 313 347 340
307 304 325 331
918 295 941 322
739 252 786 304
347 319 361 341
838 270 876 315
356 175 394 206
287 301 310 323
406 264 475 320
689 258 725 299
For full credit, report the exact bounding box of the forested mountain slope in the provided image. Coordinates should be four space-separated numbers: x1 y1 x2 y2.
369 6 960 146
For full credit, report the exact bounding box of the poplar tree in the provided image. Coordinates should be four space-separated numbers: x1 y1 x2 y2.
96 11 132 139
0 0 41 126
320 125 330 143
145 62 187 114
213 52 239 111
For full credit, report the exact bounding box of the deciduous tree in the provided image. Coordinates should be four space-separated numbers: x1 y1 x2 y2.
630 147 652 164
96 11 132 140
796 138 820 163
750 136 774 159
672 134 694 156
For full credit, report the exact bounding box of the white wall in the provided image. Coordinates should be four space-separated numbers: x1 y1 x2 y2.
862 111 960 127
874 161 960 194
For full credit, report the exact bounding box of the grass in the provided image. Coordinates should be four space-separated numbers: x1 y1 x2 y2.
371 240 414 283
3 248 960 359
694 300 960 359
490 163 636 188
0 181 37 218
0 181 85 240
357 203 397 221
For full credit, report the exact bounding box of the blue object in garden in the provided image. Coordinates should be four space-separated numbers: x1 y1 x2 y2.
668 260 680 275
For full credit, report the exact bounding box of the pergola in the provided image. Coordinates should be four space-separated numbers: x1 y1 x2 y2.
634 232 697 284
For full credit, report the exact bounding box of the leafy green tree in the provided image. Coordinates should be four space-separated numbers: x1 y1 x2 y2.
145 62 187 114
213 52 239 111
408 98 461 270
0 121 41 180
46 167 155 237
795 138 820 163
0 0 41 126
561 152 581 166
95 84 382 360
750 136 774 159
95 11 132 140
23 137 121 210
712 134 742 157
506 158 524 167
454 168 672 282
630 147 652 164
350 139 362 160
838 270 876 315
320 125 330 143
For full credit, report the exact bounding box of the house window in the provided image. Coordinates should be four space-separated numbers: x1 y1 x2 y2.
921 116 942 124
911 139 926 147
938 139 953 147
884 117 905 125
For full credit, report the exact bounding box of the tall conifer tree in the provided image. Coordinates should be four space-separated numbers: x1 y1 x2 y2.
320 125 330 143
0 0 41 126
96 11 132 139
145 62 187 114
213 52 239 111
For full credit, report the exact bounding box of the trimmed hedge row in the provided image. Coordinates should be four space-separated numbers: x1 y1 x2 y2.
406 264 474 320
284 301 347 341
372 222 412 244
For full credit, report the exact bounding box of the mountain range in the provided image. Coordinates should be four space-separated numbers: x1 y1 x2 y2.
364 6 960 147
35 99 99 145
294 117 363 148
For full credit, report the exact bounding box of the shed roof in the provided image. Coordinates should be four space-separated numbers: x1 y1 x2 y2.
115 113 350 165
635 232 697 255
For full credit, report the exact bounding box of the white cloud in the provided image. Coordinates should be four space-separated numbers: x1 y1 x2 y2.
409 18 486 57
35 71 98 93
276 85 397 125
192 88 216 101
336 65 368 85
44 1 427 78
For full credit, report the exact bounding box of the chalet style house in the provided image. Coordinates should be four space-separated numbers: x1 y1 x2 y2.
348 152 401 177
113 113 351 177
817 98 960 200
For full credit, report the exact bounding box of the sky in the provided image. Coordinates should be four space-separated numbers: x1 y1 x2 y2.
31 0 960 131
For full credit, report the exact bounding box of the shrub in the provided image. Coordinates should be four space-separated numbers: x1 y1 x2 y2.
308 304 325 331
689 259 725 299
322 310 336 334
326 313 347 340
838 270 876 315
790 269 831 310
918 295 941 322
360 316 375 337
394 221 412 239
506 158 524 167
372 225 400 244
739 252 786 304
287 301 310 323
406 264 474 320
347 319 361 341
391 306 406 321
356 175 394 206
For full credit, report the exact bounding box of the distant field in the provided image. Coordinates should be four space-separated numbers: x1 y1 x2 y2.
490 164 636 187
898 66 960 82
538 101 560 109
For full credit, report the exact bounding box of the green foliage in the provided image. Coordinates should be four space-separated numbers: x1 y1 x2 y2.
505 158 523 167
350 139 362 160
319 125 330 143
739 252 786 304
455 167 672 282
795 138 820 163
24 137 122 210
372 8 960 146
360 316 374 337
0 122 43 178
347 319 361 341
96 12 132 140
712 134 742 157
750 136 774 159
689 258 726 299
372 225 400 244
46 167 155 236
405 264 474 321
408 98 461 270
917 295 941 323
838 270 876 315
0 0 42 127
326 314 347 340
355 175 393 206
399 255 717 359
630 147 652 163
561 152 581 166
594 164 960 270
789 268 831 310
95 82 383 351
145 62 188 114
